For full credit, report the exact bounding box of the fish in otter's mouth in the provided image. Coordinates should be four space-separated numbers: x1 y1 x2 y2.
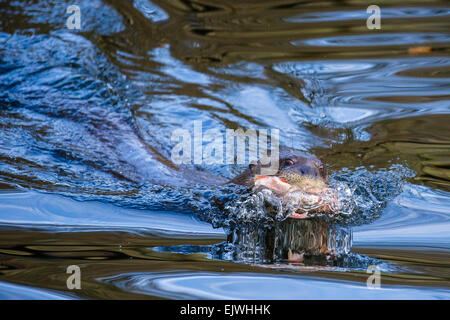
229 153 340 219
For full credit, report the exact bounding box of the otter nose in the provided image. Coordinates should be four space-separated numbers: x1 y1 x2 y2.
294 164 319 178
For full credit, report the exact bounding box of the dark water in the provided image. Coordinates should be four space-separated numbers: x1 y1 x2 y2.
0 0 449 299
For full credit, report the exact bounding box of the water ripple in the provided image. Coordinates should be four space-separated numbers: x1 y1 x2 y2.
101 271 450 299
133 0 169 23
0 191 225 238
295 33 450 47
285 7 450 23
0 281 76 300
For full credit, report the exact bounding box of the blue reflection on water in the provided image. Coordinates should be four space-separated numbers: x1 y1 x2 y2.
295 33 450 47
102 271 450 300
0 281 77 300
354 185 450 247
284 7 450 23
0 191 225 238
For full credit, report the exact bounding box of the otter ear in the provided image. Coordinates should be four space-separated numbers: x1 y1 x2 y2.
249 160 261 174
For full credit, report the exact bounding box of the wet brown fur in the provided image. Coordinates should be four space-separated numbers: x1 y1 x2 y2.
228 150 328 188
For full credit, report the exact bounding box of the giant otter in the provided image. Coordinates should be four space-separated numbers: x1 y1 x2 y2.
228 151 339 219
224 151 345 261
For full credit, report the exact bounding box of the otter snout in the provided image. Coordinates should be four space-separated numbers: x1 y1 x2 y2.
277 156 328 187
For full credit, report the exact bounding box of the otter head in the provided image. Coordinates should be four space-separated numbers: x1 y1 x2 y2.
277 156 328 186
230 153 337 218
249 155 328 188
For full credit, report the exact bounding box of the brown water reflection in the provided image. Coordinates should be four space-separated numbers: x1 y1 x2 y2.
0 229 448 299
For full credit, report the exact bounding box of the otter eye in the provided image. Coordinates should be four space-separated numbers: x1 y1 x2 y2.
285 159 295 166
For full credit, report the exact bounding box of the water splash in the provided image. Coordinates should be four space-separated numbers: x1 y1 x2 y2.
211 164 415 228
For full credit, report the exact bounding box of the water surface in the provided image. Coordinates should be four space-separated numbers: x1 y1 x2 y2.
0 0 449 299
